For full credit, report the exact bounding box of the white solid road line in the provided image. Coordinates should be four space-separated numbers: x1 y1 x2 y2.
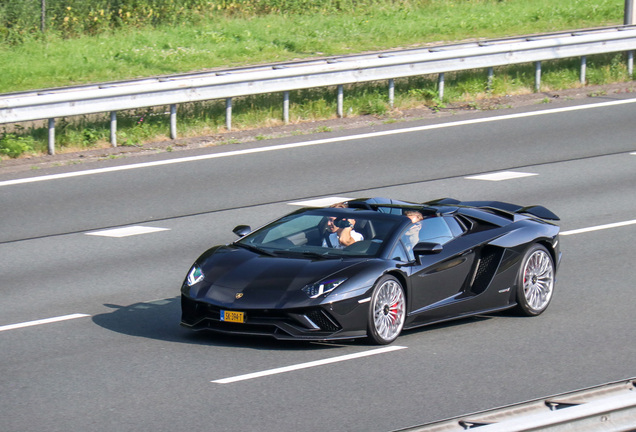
211 345 408 384
1 97 636 188
560 219 636 236
0 313 90 332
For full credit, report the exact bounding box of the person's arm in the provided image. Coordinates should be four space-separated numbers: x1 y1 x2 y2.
337 219 359 246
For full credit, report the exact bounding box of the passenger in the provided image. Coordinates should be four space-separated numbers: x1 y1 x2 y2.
403 210 424 251
323 216 363 249
405 210 424 224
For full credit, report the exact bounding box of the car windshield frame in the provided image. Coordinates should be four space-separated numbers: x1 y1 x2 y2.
234 207 407 259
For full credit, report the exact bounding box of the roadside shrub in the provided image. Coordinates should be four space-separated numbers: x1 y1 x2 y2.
360 99 389 116
82 128 102 146
0 133 35 158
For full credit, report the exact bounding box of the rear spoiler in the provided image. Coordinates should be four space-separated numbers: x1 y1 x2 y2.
424 198 560 221
517 205 560 221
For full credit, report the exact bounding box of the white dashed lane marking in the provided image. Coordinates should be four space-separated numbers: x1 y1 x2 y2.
211 346 408 384
86 226 170 237
561 219 636 236
288 197 354 207
3 212 634 335
465 171 538 181
0 313 90 332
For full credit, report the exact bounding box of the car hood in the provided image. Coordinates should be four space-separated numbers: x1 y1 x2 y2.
189 246 366 309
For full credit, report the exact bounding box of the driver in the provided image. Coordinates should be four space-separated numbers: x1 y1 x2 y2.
323 216 363 249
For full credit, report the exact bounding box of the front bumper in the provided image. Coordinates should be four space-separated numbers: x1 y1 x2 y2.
180 295 368 341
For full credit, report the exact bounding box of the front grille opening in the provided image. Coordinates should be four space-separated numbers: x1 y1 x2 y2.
305 309 341 332
181 295 207 324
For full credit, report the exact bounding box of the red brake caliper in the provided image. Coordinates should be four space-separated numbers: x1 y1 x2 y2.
389 302 400 324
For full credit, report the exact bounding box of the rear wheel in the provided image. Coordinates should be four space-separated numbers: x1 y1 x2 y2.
515 244 554 316
367 275 405 344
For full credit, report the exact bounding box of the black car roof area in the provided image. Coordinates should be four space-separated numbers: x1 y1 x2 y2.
339 197 559 222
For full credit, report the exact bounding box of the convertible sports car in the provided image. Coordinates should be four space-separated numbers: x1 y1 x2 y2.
180 197 561 344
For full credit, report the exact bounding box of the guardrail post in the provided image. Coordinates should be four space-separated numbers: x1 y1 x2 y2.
580 56 587 84
110 111 117 147
628 51 634 77
170 104 177 139
534 61 542 92
283 91 290 124
388 79 395 108
47 118 55 155
41 0 46 32
337 85 344 118
487 67 494 92
626 0 635 25
225 98 232 131
438 73 445 100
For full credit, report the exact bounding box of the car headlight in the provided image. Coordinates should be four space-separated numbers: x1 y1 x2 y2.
302 278 347 299
187 265 204 286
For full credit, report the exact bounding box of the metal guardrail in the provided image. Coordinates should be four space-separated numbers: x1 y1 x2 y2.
395 378 636 432
1 26 636 154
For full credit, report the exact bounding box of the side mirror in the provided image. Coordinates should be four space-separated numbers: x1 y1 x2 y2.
413 242 443 255
232 225 251 237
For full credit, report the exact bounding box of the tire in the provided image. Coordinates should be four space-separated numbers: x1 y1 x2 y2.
514 244 555 316
367 275 406 344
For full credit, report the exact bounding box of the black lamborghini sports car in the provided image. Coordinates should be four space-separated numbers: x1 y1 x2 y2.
181 197 561 344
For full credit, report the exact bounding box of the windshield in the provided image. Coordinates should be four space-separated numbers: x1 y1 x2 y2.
235 209 403 258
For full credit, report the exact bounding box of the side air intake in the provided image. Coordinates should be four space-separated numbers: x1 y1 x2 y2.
471 247 504 295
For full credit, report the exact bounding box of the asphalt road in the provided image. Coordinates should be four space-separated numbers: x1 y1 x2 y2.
1 95 635 432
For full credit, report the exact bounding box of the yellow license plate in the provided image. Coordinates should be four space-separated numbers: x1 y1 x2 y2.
221 310 245 323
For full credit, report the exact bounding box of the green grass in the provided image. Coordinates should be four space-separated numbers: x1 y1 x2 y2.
0 0 631 159
0 0 625 93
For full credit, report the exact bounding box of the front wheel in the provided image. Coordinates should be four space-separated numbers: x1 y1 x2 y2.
514 244 555 316
367 275 406 345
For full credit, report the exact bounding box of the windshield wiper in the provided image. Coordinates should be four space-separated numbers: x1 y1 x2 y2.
234 242 277 257
293 250 334 260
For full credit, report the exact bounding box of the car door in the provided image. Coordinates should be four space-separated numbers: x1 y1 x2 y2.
396 217 478 323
